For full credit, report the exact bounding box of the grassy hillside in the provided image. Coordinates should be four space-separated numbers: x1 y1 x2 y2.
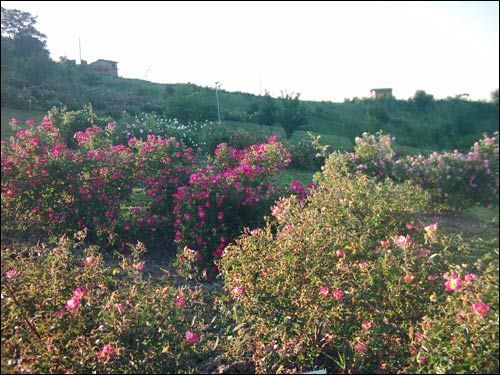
2 58 498 152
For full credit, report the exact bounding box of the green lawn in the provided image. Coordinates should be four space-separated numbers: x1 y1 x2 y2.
422 205 499 243
222 120 353 151
273 168 317 189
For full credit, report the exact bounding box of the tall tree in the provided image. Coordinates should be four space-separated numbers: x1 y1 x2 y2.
1 6 46 40
1 6 48 57
412 90 434 111
278 91 308 140
491 88 499 105
256 91 277 126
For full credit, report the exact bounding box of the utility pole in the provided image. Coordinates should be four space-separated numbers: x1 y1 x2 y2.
259 71 262 96
215 81 221 125
78 38 82 64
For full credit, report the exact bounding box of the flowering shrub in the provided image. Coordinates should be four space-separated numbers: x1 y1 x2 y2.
288 139 325 170
2 116 293 256
407 260 499 373
115 112 230 153
48 105 111 147
349 132 499 209
354 131 395 164
219 152 498 373
173 137 291 279
1 118 135 243
126 135 195 246
71 123 136 243
1 233 221 374
2 116 74 234
223 128 268 151
401 133 499 209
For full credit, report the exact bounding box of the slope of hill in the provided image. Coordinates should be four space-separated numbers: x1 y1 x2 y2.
2 59 498 152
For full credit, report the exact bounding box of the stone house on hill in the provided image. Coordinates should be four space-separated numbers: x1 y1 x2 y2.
81 59 118 76
370 88 393 99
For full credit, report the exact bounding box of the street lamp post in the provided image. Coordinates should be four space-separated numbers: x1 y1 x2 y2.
215 81 221 125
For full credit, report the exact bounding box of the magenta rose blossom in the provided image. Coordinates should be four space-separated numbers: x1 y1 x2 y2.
73 287 88 300
355 341 368 353
185 330 200 344
444 274 463 292
471 300 490 318
5 269 18 278
464 273 476 283
97 344 118 362
65 296 80 311
133 262 145 271
332 289 345 300
361 321 375 330
319 286 330 297
83 256 96 266
175 295 187 308
233 285 245 297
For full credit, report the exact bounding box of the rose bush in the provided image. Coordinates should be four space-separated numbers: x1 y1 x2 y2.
173 136 291 279
124 134 196 248
1 232 222 374
350 131 499 210
219 152 498 373
1 118 135 243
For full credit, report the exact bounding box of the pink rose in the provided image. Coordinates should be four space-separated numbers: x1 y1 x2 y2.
332 289 345 301
396 235 414 249
418 250 429 258
361 321 375 330
233 285 245 297
424 223 438 233
319 286 330 297
354 341 368 353
405 222 417 231
133 262 145 271
336 249 345 257
471 300 490 318
5 269 18 278
379 239 390 248
444 275 463 292
464 273 476 283
175 295 187 308
73 287 88 300
65 296 80 311
185 330 200 344
115 303 128 313
97 344 118 362
83 256 96 266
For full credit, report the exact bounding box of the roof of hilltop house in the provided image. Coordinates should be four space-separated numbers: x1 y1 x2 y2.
91 59 118 64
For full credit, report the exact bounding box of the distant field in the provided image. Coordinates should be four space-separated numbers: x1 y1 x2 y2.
223 120 353 151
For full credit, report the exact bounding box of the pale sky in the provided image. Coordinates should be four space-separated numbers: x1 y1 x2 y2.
3 1 499 102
